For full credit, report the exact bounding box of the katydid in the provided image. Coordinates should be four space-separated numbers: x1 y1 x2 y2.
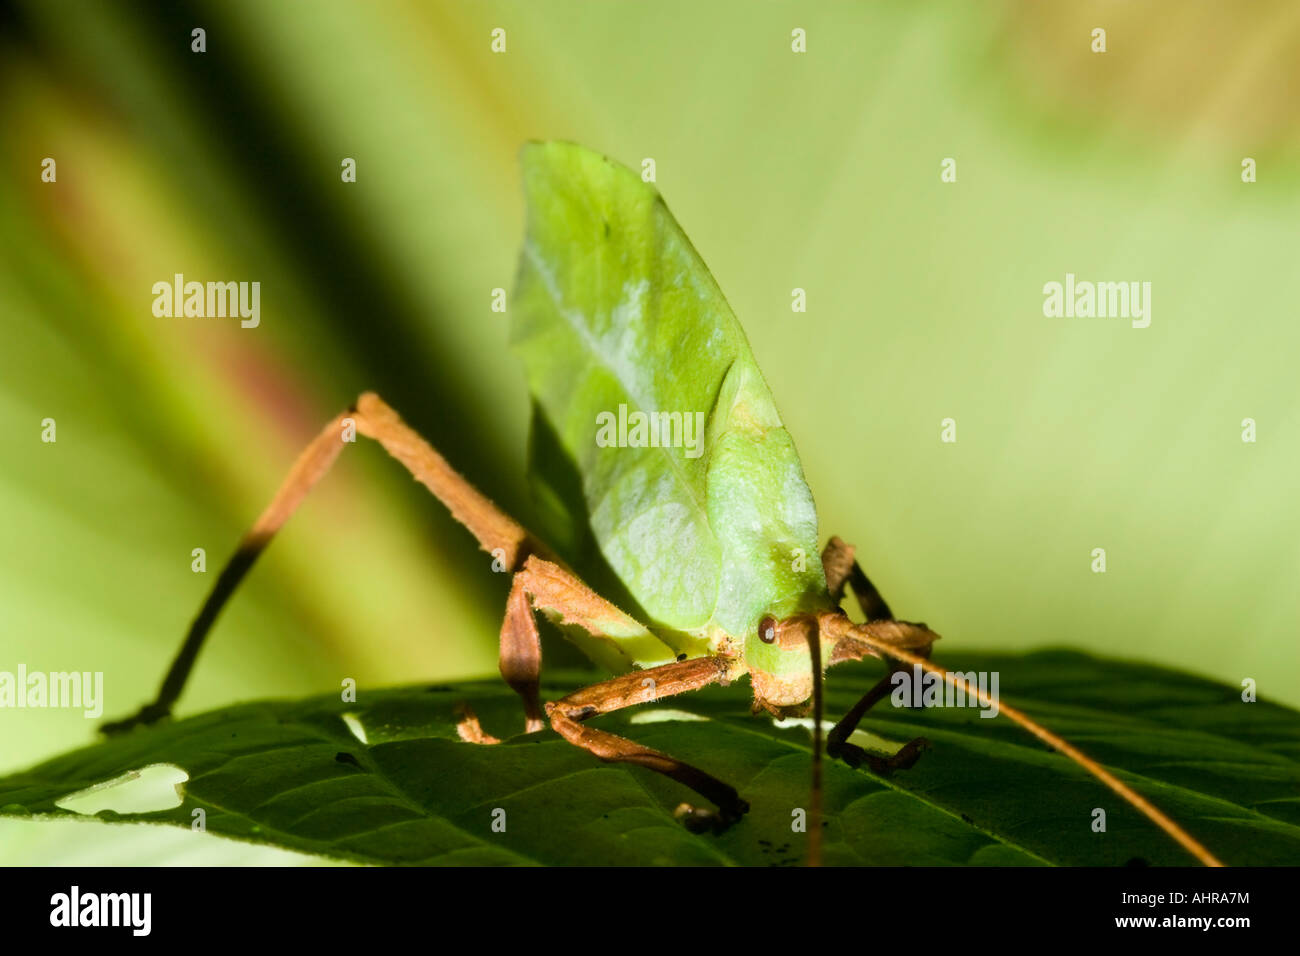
104 141 1221 867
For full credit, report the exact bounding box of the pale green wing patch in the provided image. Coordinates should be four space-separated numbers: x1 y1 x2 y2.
511 142 827 643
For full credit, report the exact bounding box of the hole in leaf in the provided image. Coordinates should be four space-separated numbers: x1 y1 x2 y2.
341 712 368 744
629 709 709 724
55 764 188 815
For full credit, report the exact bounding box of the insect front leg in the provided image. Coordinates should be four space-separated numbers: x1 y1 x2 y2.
822 535 893 621
820 536 936 774
824 664 930 775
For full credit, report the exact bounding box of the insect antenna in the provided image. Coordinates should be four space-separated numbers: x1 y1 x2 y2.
804 615 824 867
830 619 1224 867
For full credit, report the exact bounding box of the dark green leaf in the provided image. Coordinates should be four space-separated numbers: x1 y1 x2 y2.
1 651 1296 866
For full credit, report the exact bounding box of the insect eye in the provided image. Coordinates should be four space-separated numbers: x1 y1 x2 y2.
759 616 778 644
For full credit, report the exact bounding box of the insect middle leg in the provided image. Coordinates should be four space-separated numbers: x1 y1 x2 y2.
480 554 749 829
548 659 748 832
473 552 667 737
821 536 933 774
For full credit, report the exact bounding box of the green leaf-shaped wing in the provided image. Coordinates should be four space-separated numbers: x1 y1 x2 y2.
511 142 827 648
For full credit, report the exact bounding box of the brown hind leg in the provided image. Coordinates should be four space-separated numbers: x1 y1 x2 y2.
104 392 549 735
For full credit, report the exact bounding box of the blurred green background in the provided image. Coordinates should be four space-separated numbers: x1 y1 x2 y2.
2 0 1296 864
